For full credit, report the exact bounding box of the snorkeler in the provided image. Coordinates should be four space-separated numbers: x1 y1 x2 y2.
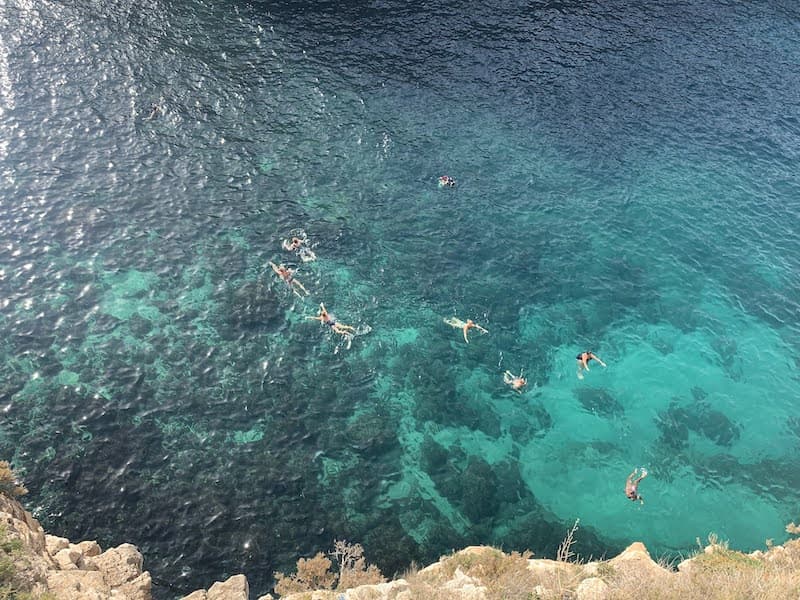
144 102 161 121
306 303 356 337
576 350 606 379
438 175 456 187
503 370 527 393
444 317 488 343
282 233 317 262
625 467 648 504
268 261 309 297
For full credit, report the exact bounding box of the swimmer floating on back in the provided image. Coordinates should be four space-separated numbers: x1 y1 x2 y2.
503 370 527 393
306 303 356 337
625 467 648 505
576 350 606 379
444 317 488 343
269 261 309 298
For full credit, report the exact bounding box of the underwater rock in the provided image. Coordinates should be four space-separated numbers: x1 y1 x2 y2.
574 388 624 419
420 436 449 473
361 514 424 579
461 457 500 523
345 409 399 455
694 403 740 447
656 398 739 449
655 401 690 450
509 403 552 445
128 313 154 337
223 280 283 332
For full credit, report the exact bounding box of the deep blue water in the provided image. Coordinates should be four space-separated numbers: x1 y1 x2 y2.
1 0 800 596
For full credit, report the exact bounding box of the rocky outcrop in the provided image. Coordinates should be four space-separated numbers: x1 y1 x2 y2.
0 494 151 600
4 493 797 600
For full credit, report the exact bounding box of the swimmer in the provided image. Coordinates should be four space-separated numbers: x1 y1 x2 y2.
503 370 527 393
282 236 304 251
306 303 356 337
625 467 648 504
268 261 309 298
576 350 606 379
144 102 161 121
444 317 488 343
438 175 456 187
282 234 317 262
298 246 317 262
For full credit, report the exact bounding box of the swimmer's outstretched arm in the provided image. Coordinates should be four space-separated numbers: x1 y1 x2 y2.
592 353 607 367
475 324 488 334
463 326 471 344
269 261 280 275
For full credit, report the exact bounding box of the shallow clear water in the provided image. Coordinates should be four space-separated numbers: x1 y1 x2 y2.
1 0 800 596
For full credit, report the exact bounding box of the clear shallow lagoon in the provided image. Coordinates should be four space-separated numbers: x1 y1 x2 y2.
1 0 799 596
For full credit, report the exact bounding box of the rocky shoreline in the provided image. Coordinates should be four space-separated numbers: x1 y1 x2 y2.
3 494 797 600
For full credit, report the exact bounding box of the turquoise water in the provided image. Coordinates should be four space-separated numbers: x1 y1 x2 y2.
1 0 800 596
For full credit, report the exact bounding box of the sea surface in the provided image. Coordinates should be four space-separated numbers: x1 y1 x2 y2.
1 0 800 596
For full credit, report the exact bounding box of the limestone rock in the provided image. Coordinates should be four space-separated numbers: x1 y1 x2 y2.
46 570 110 600
54 547 82 570
78 540 103 558
608 542 671 581
207 574 249 600
0 494 48 556
442 567 487 600
114 571 152 600
181 591 208 600
576 577 609 600
347 579 409 599
527 558 577 580
255 595 274 600
86 543 144 587
46 534 71 556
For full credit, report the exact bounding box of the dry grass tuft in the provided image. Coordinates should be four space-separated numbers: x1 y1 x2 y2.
274 540 384 596
0 462 27 498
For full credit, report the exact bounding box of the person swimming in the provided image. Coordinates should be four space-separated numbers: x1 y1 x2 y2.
576 350 606 379
282 236 304 251
438 175 456 187
625 467 648 504
268 261 309 298
306 303 356 337
282 233 317 262
503 370 527 392
444 317 488 343
144 102 161 121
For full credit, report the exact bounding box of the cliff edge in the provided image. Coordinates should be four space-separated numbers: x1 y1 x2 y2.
3 494 799 600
